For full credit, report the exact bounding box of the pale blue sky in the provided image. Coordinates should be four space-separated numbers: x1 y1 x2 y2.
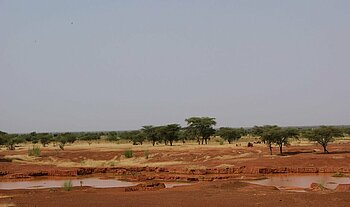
1 0 349 133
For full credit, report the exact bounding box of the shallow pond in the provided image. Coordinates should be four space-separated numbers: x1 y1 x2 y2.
0 178 192 190
247 174 350 190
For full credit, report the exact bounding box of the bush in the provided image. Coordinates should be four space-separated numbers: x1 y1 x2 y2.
332 172 348 177
144 150 149 159
63 180 73 191
124 150 133 158
28 146 41 157
219 140 224 145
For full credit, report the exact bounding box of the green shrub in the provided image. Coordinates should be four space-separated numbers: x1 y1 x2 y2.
219 140 224 145
332 172 348 177
63 180 73 191
124 150 133 158
28 146 41 157
144 150 149 159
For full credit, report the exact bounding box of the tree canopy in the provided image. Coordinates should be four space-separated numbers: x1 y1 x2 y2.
303 126 343 153
185 117 216 145
217 127 245 144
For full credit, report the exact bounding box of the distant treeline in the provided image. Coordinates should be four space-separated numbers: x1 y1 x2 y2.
1 117 350 154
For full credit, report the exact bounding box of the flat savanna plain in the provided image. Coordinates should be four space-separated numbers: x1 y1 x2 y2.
1 138 350 207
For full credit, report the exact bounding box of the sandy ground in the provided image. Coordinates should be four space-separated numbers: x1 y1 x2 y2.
1 140 350 206
1 181 350 207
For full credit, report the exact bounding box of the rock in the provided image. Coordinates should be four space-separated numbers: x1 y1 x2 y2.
125 182 166 192
335 184 350 192
310 183 328 191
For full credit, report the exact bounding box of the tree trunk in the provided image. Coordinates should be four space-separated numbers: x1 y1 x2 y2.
322 144 329 153
279 144 283 155
269 144 272 155
205 138 208 145
201 138 204 145
152 141 155 146
170 141 173 146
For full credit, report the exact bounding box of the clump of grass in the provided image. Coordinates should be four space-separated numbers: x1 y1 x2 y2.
63 180 73 191
332 172 348 177
219 140 224 145
107 161 115 166
124 150 133 158
316 183 326 191
28 146 41 157
144 150 149 159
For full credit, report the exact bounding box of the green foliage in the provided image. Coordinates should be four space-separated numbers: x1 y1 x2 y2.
272 127 299 155
219 140 224 145
78 132 100 145
119 130 144 145
332 172 348 177
0 131 7 147
132 131 145 145
124 150 133 158
106 131 120 142
303 126 343 153
38 133 52 147
217 127 245 144
63 180 73 191
161 124 181 146
21 132 39 144
28 146 41 157
252 125 299 155
185 117 216 145
142 126 162 146
344 127 350 136
2 134 25 150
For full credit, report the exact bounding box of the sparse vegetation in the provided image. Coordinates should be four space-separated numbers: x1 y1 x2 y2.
303 126 344 153
124 150 133 158
332 172 348 177
28 146 41 157
144 150 149 159
63 180 73 191
216 127 245 144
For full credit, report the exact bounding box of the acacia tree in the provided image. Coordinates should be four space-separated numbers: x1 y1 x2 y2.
252 125 278 155
125 130 145 145
162 124 181 146
142 125 162 146
273 127 299 155
37 133 53 147
78 133 100 145
4 134 25 150
252 126 299 155
304 126 343 153
217 127 245 144
0 131 8 148
185 117 216 145
106 131 119 142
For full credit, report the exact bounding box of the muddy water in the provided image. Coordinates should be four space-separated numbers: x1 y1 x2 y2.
0 178 136 190
248 175 350 190
0 178 192 190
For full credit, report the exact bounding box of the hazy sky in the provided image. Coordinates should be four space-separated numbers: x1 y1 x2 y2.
1 0 349 133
